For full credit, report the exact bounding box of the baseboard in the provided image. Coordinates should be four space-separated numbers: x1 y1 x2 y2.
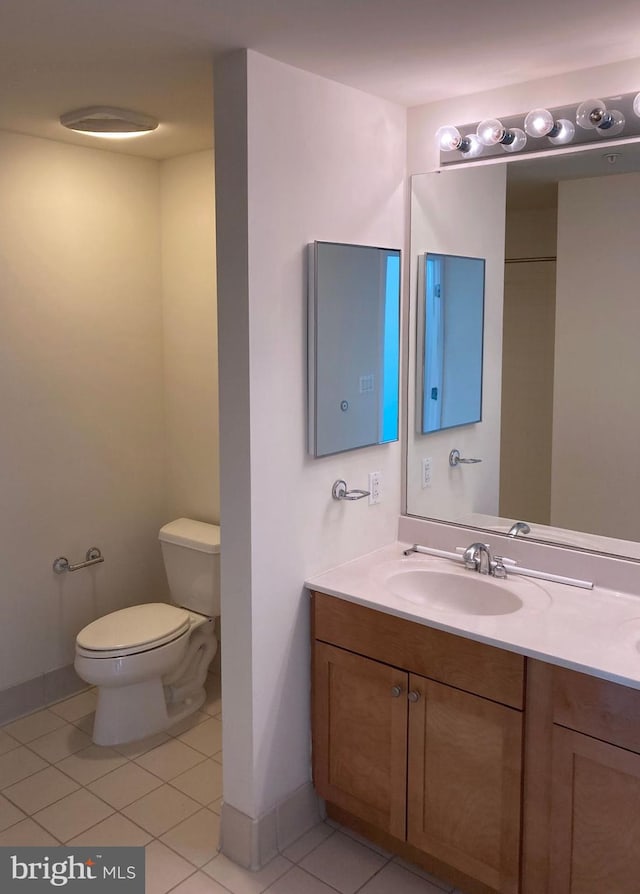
220 782 323 870
0 664 88 725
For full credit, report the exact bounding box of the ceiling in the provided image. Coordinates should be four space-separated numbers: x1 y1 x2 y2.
4 0 640 159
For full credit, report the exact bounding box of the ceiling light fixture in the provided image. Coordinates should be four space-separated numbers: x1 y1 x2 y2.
436 89 640 166
60 106 158 140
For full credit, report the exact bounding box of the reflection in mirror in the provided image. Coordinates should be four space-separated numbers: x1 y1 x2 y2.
308 241 400 458
420 253 485 434
407 146 640 560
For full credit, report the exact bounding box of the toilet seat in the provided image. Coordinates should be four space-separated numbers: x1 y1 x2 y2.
76 603 190 659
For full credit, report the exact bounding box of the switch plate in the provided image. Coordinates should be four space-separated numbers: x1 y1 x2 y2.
368 471 382 505
422 457 432 488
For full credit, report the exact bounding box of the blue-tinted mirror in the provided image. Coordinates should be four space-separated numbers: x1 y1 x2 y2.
420 253 485 434
308 241 400 457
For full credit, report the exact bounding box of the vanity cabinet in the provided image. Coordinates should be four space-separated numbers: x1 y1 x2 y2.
525 661 640 894
312 592 524 894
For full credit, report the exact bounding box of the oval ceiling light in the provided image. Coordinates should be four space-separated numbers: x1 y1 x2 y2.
59 106 158 140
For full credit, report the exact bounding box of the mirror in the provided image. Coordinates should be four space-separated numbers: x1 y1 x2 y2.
407 146 640 560
419 253 485 434
308 241 400 457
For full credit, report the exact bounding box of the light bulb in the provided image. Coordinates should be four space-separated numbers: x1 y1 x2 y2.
436 125 463 152
576 99 607 130
524 108 554 137
501 128 527 153
460 133 483 158
548 118 575 145
476 118 506 146
633 93 640 118
598 109 625 136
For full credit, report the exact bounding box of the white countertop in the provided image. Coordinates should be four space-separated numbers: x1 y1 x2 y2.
305 542 640 691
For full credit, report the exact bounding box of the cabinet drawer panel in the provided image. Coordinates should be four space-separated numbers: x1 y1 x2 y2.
552 666 640 752
313 592 524 709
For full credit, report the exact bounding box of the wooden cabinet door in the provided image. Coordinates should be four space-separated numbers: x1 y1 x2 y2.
549 725 640 894
407 676 522 894
313 642 408 838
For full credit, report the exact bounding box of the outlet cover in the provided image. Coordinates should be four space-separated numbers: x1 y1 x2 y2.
422 457 432 488
368 471 382 504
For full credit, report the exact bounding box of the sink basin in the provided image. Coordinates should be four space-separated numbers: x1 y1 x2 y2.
385 569 523 615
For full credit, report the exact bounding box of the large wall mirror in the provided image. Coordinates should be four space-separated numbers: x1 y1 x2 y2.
308 241 400 457
407 146 640 560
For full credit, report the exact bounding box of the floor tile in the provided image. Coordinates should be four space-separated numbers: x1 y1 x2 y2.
171 871 230 893
282 823 335 863
0 793 26 832
202 853 292 894
55 744 127 784
88 761 163 809
340 824 393 858
122 784 201 837
0 817 60 846
72 713 95 735
69 812 152 847
265 866 339 894
209 797 223 815
49 689 97 722
0 729 19 757
169 711 210 737
145 841 196 894
393 858 454 891
178 717 223 757
0 746 48 789
27 724 92 763
113 730 170 759
3 709 68 744
33 788 114 842
171 759 223 805
3 766 80 814
134 738 206 781
359 861 449 894
299 831 387 894
160 808 221 866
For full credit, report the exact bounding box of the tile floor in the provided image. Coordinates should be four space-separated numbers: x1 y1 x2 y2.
0 676 466 894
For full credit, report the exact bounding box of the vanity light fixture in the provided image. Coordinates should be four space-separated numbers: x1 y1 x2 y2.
59 106 159 139
437 89 640 166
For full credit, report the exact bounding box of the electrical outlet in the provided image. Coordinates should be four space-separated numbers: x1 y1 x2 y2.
422 457 432 488
368 471 382 505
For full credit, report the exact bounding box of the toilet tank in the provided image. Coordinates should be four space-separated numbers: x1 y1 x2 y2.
158 519 221 617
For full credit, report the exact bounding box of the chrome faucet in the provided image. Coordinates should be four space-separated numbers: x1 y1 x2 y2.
508 521 531 537
462 542 493 575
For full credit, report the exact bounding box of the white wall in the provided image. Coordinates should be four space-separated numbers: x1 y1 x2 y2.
160 150 219 523
215 50 406 821
552 172 640 540
0 130 168 690
406 167 506 521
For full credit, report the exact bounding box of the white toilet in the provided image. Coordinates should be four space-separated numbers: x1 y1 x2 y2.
74 518 221 746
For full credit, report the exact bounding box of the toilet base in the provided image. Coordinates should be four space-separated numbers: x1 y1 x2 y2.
92 678 207 746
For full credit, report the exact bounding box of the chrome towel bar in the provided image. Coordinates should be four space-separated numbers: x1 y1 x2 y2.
53 547 104 575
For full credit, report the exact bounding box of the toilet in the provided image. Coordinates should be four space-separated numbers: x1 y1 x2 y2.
74 518 220 746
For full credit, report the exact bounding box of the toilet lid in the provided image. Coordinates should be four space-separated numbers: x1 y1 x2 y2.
77 603 190 652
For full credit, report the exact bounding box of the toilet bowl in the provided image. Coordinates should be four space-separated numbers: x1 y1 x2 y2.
74 519 221 746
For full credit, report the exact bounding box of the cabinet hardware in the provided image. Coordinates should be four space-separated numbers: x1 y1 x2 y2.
408 690 421 703
391 685 403 698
